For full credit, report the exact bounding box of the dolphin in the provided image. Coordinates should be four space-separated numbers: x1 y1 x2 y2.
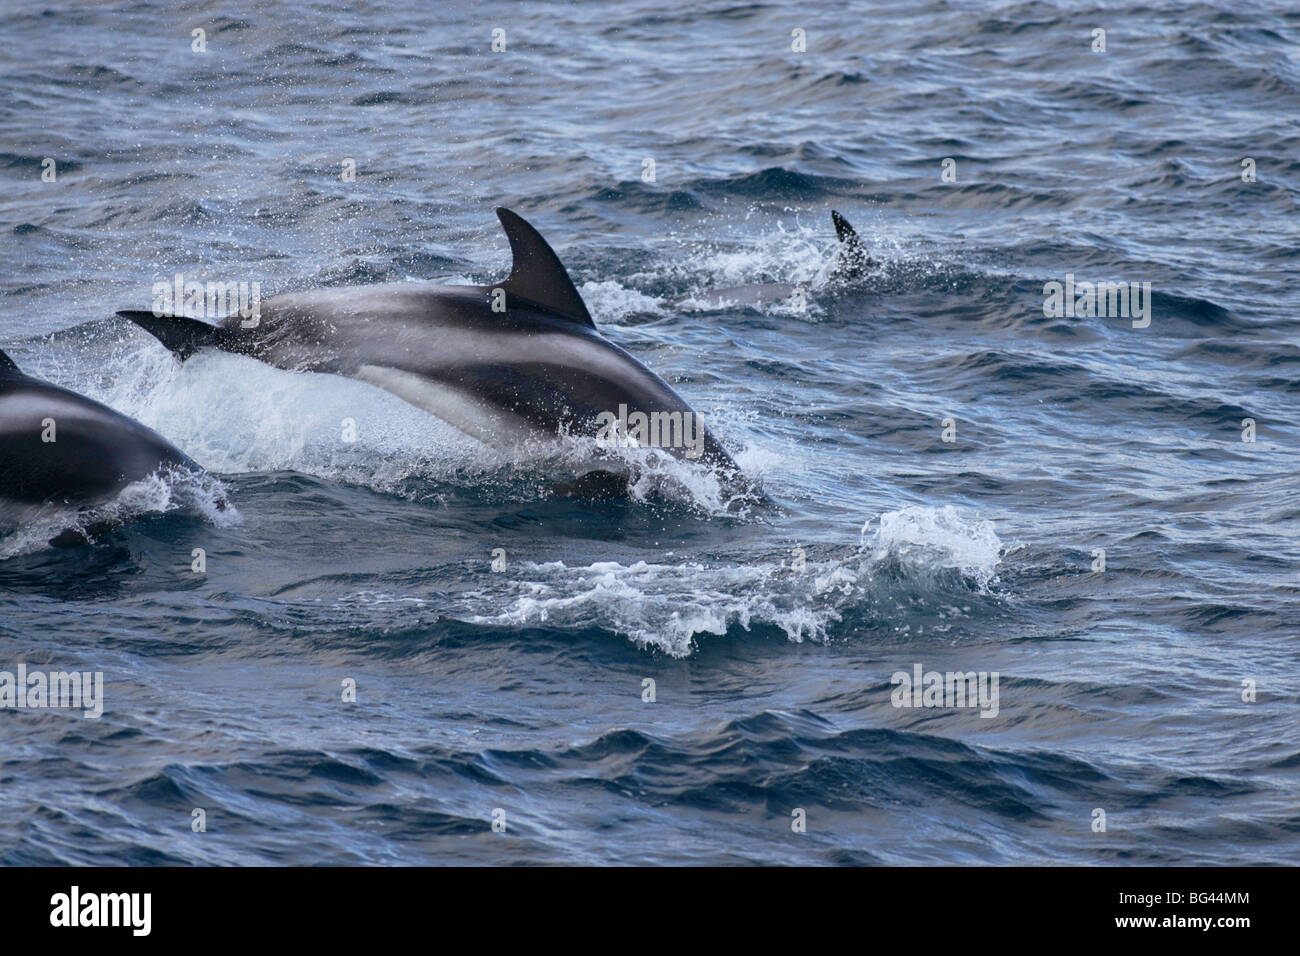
0 347 209 536
673 210 873 312
120 208 755 503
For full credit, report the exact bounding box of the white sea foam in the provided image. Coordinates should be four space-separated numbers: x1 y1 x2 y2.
0 466 234 559
96 347 502 484
649 213 904 316
461 506 1004 656
862 504 1004 590
579 279 667 320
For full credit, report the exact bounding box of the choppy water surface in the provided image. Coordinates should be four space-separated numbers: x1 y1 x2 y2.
1 1 1297 864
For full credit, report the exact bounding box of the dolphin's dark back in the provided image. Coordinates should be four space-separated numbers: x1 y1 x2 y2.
0 350 199 511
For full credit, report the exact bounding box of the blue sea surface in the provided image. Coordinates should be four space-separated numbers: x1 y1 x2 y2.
1 0 1297 864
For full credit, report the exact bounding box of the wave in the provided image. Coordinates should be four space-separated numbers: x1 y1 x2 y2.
453 504 1004 656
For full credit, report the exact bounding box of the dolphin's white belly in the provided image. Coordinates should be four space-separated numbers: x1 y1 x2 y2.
355 364 550 451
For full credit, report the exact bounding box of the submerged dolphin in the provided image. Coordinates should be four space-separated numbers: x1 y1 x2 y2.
674 210 873 311
121 208 754 502
0 348 207 535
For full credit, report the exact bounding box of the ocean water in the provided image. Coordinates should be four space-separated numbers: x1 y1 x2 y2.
1 0 1297 865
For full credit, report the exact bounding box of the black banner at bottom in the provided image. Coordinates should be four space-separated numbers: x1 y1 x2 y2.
1 865 1277 941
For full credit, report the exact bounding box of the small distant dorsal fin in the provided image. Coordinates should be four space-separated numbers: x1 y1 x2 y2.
831 210 858 245
496 207 595 329
829 209 873 280
0 348 20 375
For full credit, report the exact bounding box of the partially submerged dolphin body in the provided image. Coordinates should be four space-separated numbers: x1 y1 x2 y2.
121 208 754 503
672 210 873 312
0 348 208 536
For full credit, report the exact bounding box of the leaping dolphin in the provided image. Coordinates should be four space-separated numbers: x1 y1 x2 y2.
0 347 209 536
121 208 754 503
673 210 873 312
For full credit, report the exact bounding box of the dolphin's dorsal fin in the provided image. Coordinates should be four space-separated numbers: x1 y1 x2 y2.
831 210 858 245
830 209 873 280
0 348 20 375
496 207 595 329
